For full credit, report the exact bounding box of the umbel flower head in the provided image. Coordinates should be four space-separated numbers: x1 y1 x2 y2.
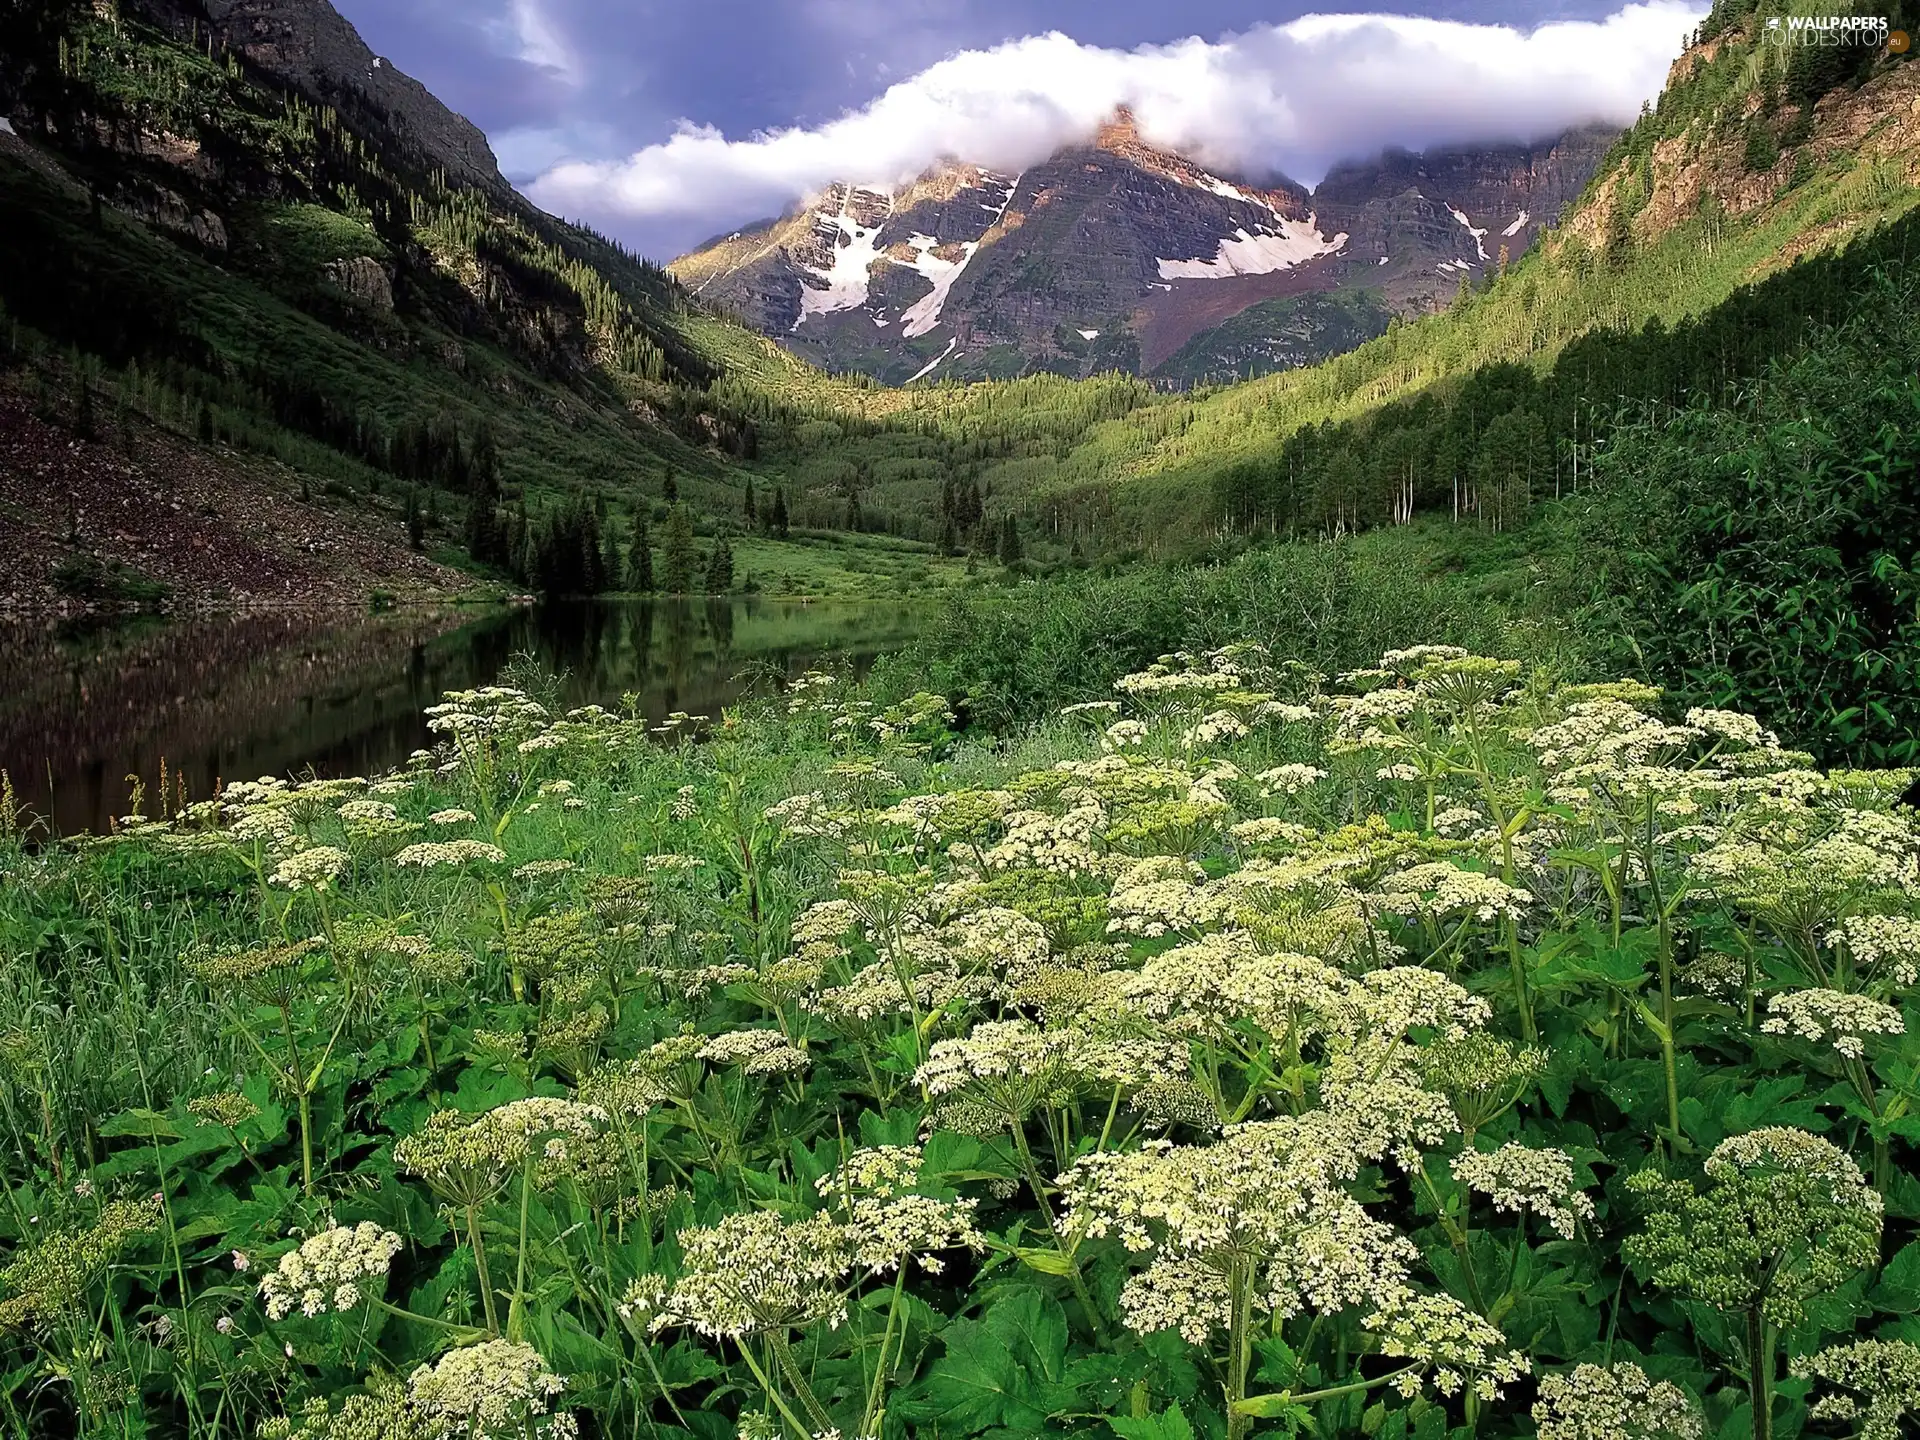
187 1090 262 1130
1761 987 1905 1059
1828 913 1920 987
1532 1361 1701 1440
1451 1142 1595 1239
697 1029 810 1076
270 846 351 892
915 1019 1173 1132
258 1343 576 1440
814 1145 985 1276
394 840 508 870
656 1179 981 1340
1624 1126 1883 1328
1791 1339 1920 1440
0 1197 163 1331
189 937 329 1008
1060 1115 1414 1342
654 1210 852 1338
1362 1288 1530 1403
395 1099 608 1205
258 1222 403 1320
407 1339 573 1440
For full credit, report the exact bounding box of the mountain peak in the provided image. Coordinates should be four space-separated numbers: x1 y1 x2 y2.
1093 105 1144 152
673 123 1613 386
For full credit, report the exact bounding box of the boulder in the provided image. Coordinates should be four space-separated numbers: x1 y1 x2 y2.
324 254 395 312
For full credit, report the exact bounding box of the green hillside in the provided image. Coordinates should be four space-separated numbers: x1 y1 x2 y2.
2 0 1917 595
0 0 906 598
745 0 1920 551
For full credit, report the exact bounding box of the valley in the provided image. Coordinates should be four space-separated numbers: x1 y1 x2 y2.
3 3 1920 1439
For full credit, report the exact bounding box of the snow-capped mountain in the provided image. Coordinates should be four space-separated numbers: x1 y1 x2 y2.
670 112 1616 386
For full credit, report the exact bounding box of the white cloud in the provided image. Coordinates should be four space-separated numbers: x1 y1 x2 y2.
496 0 581 83
529 3 1702 250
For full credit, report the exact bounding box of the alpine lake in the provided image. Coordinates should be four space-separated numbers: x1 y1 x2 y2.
0 598 928 838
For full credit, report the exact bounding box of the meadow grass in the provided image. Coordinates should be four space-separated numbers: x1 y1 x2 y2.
0 634 1915 1440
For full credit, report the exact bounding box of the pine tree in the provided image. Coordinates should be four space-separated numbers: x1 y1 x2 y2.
464 489 497 566
468 422 500 496
997 514 1022 566
601 520 624 592
627 514 654 592
704 534 734 594
660 505 697 593
771 486 790 538
744 478 757 526
663 469 679 504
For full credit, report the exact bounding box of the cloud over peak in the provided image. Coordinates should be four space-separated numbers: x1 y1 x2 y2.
529 2 1703 256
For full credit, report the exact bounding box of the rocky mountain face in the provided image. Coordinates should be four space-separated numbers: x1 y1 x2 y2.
672 114 1617 386
139 0 508 191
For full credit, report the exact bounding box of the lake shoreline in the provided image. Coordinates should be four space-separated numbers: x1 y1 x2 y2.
0 597 931 838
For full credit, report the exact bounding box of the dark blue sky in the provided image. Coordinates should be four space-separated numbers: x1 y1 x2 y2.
331 1 1687 256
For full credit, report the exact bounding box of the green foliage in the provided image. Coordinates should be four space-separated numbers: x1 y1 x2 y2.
895 520 1594 729
1570 269 1920 764
659 506 698 594
1148 291 1394 387
49 553 169 609
2 640 1917 1440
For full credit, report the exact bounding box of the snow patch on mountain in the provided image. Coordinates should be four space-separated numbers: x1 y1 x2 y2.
1078 329 1100 340
905 337 959 383
1157 215 1346 281
899 238 972 338
896 172 1019 338
796 190 895 328
1448 205 1489 261
1502 210 1530 237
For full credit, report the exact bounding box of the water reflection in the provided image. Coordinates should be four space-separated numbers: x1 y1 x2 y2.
0 598 923 837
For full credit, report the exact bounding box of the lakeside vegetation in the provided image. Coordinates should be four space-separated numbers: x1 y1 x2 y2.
3 0 1920 1431
2 640 1917 1439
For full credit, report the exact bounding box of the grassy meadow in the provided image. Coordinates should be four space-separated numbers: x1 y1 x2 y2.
0 629 1916 1439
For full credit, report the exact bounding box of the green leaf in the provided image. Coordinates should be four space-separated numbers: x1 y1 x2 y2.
1232 1391 1311 1421
1014 1246 1078 1276
906 1288 1075 1435
1722 1076 1817 1134
97 1108 179 1140
1108 1402 1195 1440
1871 1242 1920 1313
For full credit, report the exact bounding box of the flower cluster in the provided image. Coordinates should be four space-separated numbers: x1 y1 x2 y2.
0 1198 163 1331
1625 1127 1883 1328
1792 1339 1920 1440
258 1223 402 1320
1375 862 1533 924
1761 987 1905 1059
407 1340 573 1440
1451 1143 1595 1239
394 840 508 869
1532 1362 1700 1440
1828 913 1920 987
270 847 350 892
698 1029 810 1076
